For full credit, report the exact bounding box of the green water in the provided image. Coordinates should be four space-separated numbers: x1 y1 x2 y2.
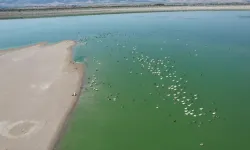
59 12 250 150
1 11 250 150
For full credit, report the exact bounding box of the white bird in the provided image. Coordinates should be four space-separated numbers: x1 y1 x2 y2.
72 92 77 96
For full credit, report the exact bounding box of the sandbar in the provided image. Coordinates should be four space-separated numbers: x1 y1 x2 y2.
0 40 83 150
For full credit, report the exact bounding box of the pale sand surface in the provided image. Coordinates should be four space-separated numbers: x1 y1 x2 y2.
0 40 83 150
1 5 250 19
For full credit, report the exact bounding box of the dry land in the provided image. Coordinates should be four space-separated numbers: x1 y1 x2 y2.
1 5 250 19
0 41 83 150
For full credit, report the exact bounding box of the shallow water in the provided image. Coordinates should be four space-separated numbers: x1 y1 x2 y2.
1 11 250 150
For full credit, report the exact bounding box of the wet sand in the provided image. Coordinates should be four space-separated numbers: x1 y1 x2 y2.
0 40 84 150
1 5 250 19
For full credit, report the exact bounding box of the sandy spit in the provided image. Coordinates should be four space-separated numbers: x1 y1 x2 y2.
1 5 250 19
0 40 84 150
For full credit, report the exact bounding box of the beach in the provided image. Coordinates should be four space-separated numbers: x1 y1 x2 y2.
1 5 250 19
0 41 83 150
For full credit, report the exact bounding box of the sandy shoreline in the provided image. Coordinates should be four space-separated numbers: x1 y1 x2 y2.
0 41 84 150
0 42 48 56
1 5 250 19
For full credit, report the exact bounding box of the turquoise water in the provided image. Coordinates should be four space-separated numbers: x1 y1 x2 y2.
1 11 250 150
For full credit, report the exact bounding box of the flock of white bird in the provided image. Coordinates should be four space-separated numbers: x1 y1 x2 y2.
80 32 221 146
